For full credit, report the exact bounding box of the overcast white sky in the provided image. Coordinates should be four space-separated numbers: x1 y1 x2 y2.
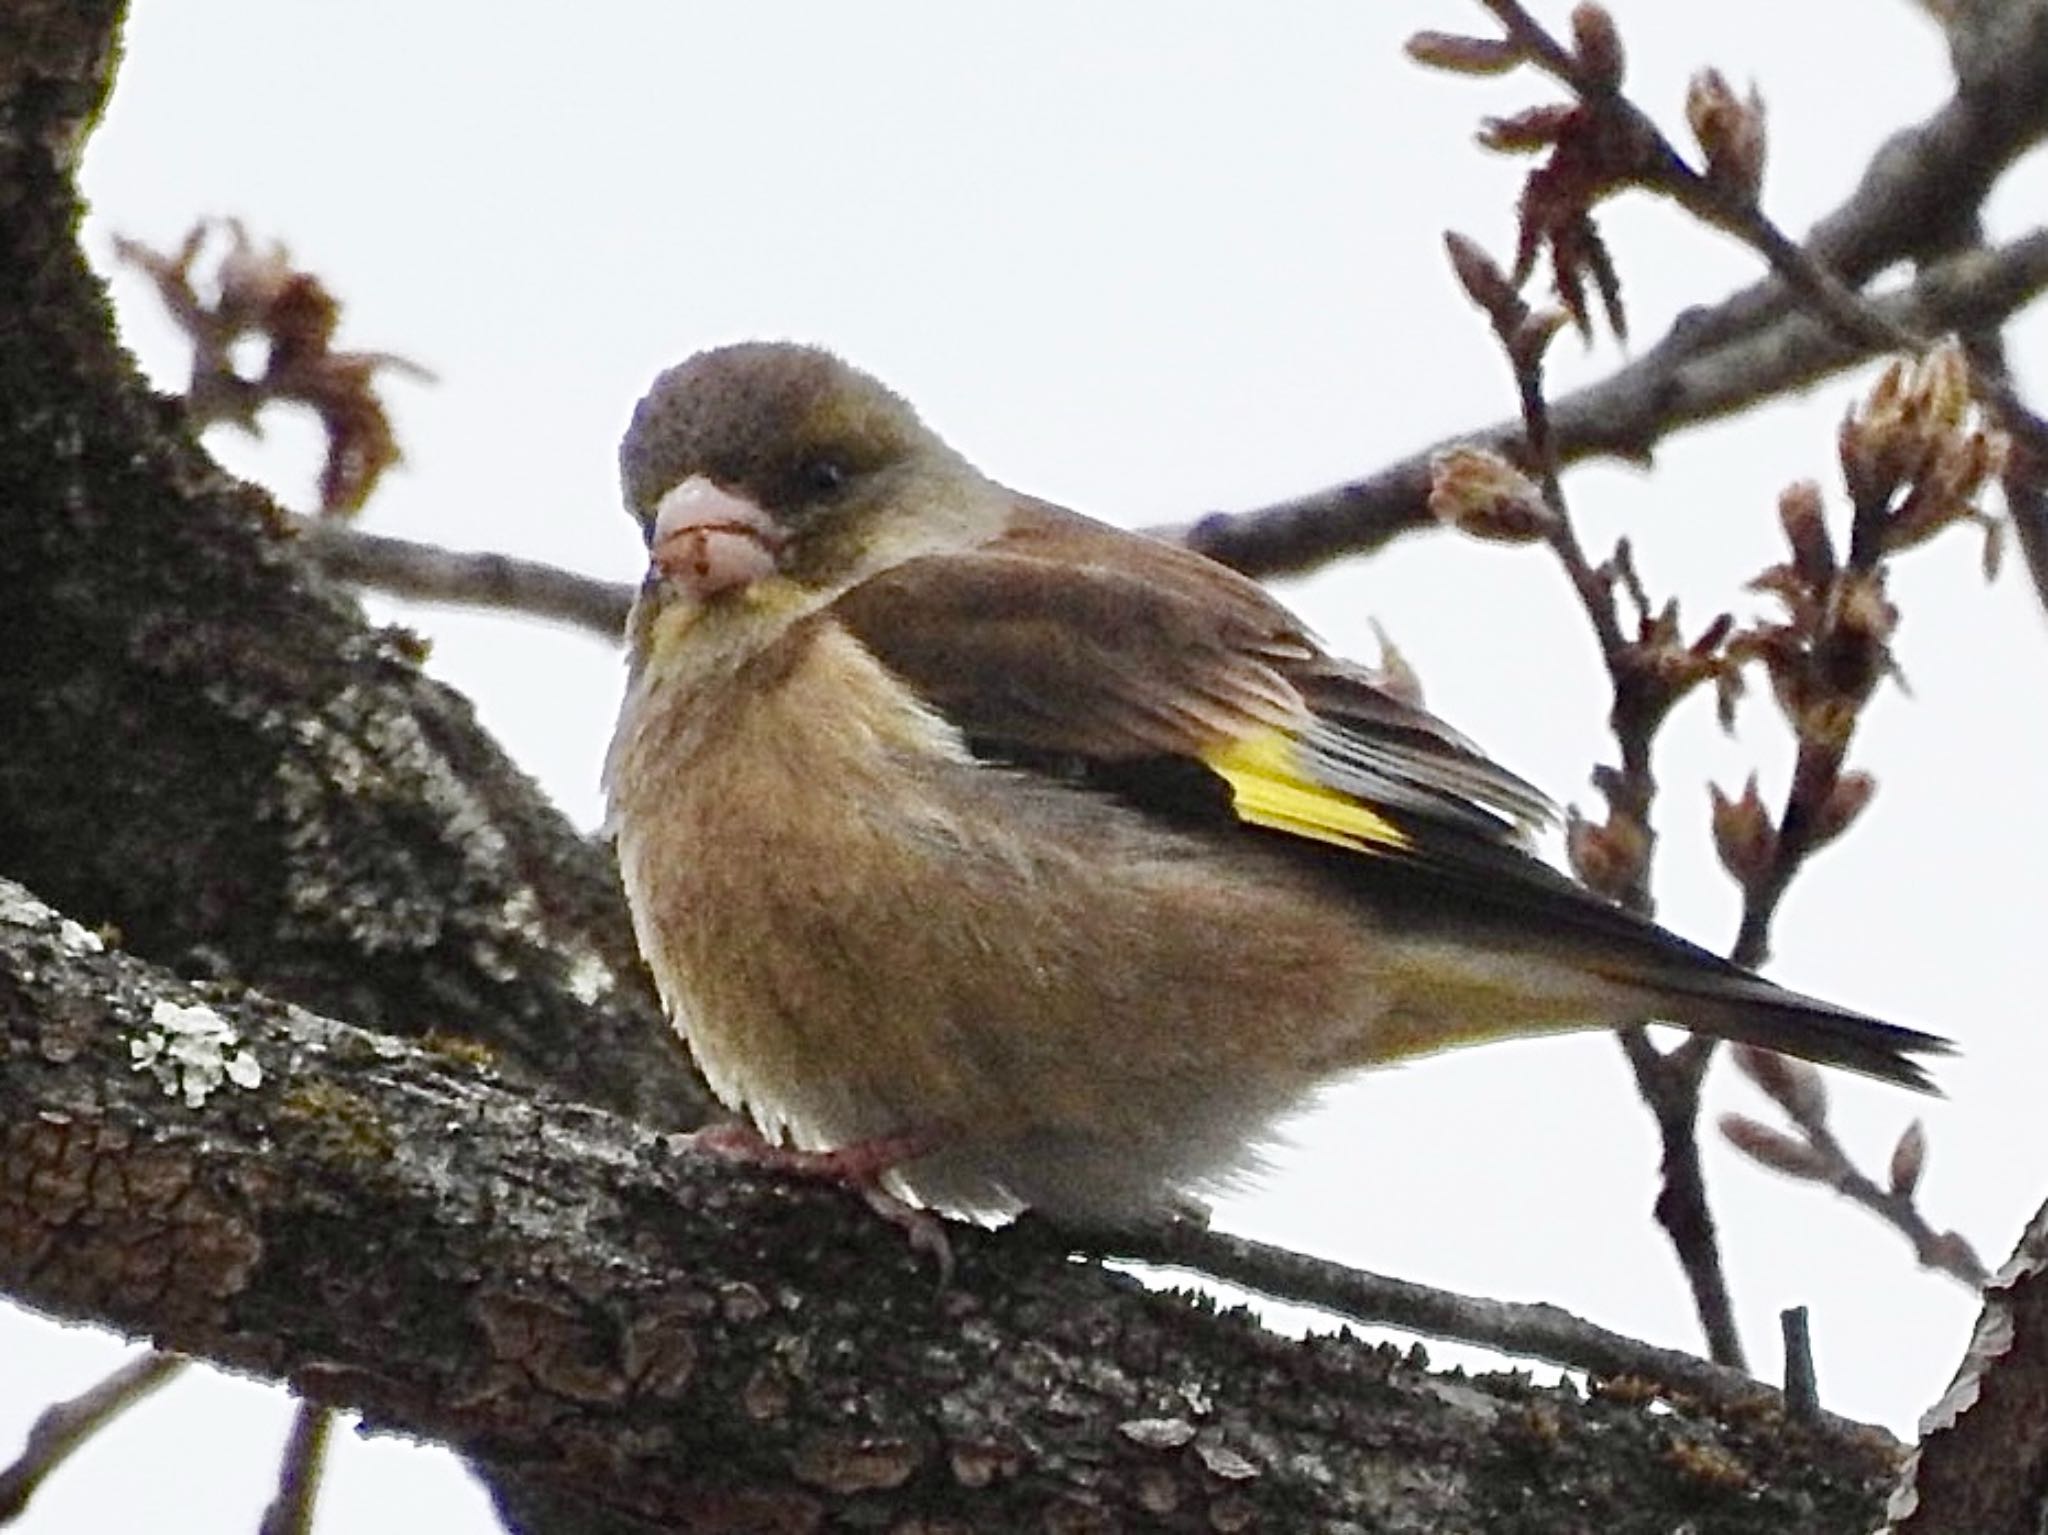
9 3 2047 1529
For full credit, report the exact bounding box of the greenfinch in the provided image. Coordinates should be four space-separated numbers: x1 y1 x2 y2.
605 342 1944 1224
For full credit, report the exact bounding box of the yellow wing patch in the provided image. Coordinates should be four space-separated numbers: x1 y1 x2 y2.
1201 727 1411 854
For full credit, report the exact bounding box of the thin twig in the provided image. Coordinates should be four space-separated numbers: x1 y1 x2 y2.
1625 1033 1744 1367
1438 183 1753 1367
1715 348 2001 971
296 519 633 637
1475 0 1581 80
1957 318 2048 620
1592 19 2048 652
1192 0 2048 576
1813 1130 1991 1289
1727 1062 1991 1291
1103 1223 1892 1440
1523 48 2015 1285
1728 741 1841 971
1478 0 2048 643
1696 199 1919 356
257 1400 334 1535
0 1351 187 1522
1180 231 2048 577
1438 0 2018 1381
267 236 2048 637
1433 0 2000 1374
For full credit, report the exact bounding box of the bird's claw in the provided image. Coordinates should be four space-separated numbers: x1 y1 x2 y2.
684 1121 954 1280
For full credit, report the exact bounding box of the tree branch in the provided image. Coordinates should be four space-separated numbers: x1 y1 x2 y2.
0 1350 186 1519
283 233 2048 641
0 118 706 1131
257 1401 333 1535
0 878 1911 1532
1107 1224 1866 1431
1186 0 2048 577
1181 231 2048 577
296 520 634 637
0 5 2016 1527
1891 1193 2048 1534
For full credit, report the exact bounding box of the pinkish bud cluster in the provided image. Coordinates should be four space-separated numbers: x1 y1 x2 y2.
1427 446 1556 544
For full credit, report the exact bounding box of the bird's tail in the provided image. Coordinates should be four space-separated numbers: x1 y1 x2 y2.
1602 960 1948 1092
1370 906 1949 1092
1320 821 1951 1091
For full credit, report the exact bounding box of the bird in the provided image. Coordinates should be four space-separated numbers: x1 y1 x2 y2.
604 340 1946 1227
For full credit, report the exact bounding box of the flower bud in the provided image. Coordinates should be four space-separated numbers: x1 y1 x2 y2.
1685 69 1767 205
1407 30 1525 75
1734 1043 1828 1129
1367 621 1425 708
1808 770 1876 849
1888 1119 1926 1199
1570 4 1626 91
1710 776 1777 889
1566 805 1649 901
1479 103 1580 153
1443 232 1524 329
1777 480 1835 585
1428 446 1555 544
1720 1114 1832 1182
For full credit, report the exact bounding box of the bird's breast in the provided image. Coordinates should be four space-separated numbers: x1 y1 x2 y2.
606 612 1403 1219
609 617 993 1146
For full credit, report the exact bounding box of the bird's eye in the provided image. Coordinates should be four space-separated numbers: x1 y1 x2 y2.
805 459 849 496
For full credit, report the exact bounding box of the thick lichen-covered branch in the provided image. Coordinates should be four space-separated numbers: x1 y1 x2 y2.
0 879 1911 1533
0 20 705 1128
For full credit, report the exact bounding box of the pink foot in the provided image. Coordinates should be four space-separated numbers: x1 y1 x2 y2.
685 1122 954 1282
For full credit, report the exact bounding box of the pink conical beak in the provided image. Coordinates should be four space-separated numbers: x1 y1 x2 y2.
649 476 783 598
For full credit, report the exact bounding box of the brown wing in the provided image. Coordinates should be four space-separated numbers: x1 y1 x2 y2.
830 498 1550 844
832 499 1949 1090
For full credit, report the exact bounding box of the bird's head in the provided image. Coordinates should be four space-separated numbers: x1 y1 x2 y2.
620 344 996 633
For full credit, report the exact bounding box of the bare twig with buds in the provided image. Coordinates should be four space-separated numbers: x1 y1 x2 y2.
1717 342 2007 967
1413 2 1769 340
1701 343 1996 1293
1420 0 2013 1383
1722 1048 1989 1289
1416 0 1924 357
114 220 433 517
1416 0 2048 604
1437 225 1750 1369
